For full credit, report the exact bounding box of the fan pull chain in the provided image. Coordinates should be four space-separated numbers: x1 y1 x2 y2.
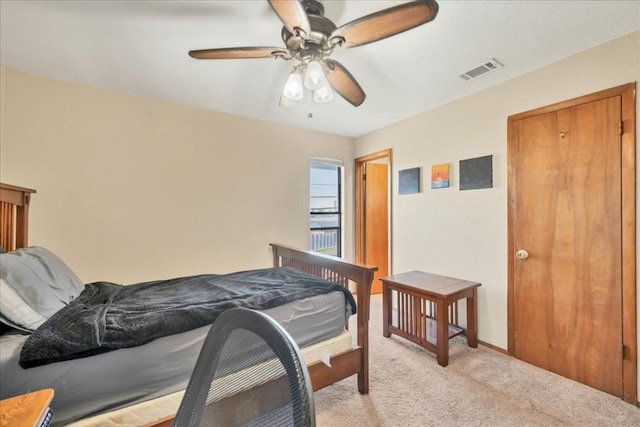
307 93 313 119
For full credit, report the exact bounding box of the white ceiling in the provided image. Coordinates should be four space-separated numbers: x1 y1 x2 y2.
1 1 639 138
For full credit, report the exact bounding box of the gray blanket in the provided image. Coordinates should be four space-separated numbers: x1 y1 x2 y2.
20 267 356 368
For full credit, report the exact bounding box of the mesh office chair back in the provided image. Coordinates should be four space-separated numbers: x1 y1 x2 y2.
172 308 315 427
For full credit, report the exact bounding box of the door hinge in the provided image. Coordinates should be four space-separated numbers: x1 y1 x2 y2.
619 120 623 135
622 344 626 359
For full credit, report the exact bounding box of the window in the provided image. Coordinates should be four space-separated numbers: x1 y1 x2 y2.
309 159 343 257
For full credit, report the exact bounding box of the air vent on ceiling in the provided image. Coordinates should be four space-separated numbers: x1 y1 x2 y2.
460 58 503 81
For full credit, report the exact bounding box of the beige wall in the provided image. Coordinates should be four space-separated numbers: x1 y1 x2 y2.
0 67 355 283
1 30 639 384
354 31 640 355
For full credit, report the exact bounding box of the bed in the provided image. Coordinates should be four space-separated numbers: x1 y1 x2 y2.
0 182 377 426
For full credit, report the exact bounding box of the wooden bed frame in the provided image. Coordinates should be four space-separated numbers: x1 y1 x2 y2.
271 243 377 394
0 182 378 424
0 183 36 252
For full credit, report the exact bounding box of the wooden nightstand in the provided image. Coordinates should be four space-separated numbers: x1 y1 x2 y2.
0 389 54 427
381 271 481 367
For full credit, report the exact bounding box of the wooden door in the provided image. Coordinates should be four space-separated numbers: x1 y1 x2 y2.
364 162 389 294
508 87 635 398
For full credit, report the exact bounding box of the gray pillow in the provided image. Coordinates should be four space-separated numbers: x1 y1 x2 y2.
0 307 36 333
0 247 84 330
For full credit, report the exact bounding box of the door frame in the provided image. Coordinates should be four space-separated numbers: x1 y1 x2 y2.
355 149 392 271
506 83 636 404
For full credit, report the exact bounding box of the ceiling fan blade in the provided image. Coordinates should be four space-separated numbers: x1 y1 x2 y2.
267 0 311 36
324 59 366 107
330 0 439 49
189 47 288 59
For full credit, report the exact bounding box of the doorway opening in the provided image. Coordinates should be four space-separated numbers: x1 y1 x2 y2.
355 149 391 294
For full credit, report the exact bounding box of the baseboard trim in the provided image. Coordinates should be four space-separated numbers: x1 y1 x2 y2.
479 340 507 354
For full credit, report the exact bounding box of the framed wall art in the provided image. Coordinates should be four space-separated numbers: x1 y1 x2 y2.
398 167 420 194
431 163 450 189
459 155 493 190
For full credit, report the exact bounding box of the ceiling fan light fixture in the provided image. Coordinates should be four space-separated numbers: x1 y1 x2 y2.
313 81 333 103
303 59 326 90
190 0 440 108
283 70 304 100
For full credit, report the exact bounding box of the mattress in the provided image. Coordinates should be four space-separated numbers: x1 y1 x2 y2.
0 291 351 426
67 329 354 427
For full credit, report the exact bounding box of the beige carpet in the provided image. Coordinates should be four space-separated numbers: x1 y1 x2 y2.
314 295 640 426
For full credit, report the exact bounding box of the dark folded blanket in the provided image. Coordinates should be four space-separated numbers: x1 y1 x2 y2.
20 267 356 368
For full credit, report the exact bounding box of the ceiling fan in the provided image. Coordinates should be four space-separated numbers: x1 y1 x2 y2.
189 0 439 107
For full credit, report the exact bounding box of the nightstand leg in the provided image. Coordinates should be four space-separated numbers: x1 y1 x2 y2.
383 283 391 338
466 289 478 348
436 298 449 367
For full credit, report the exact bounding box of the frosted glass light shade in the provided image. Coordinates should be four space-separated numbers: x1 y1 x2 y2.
304 60 326 90
283 71 304 100
313 81 334 103
279 92 296 107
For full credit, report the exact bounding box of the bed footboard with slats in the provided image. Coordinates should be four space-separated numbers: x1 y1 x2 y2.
270 242 377 393
0 183 37 252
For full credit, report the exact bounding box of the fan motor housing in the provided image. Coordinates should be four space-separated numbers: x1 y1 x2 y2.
281 14 337 56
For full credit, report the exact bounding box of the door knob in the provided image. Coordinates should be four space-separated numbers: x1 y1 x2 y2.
515 249 529 260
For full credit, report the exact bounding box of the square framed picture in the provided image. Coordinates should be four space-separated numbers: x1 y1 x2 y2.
398 167 420 194
431 163 450 189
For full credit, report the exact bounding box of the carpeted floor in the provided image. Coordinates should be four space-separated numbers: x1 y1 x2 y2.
314 295 640 426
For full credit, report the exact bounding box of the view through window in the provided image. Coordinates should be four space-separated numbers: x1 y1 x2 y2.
309 159 342 257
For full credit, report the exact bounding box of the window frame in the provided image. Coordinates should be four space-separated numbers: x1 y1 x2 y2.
309 159 343 258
